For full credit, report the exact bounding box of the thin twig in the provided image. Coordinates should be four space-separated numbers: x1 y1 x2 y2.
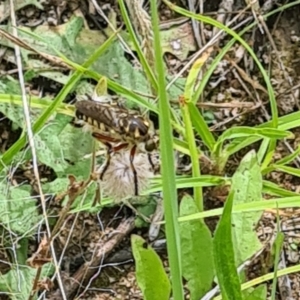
89 0 139 64
187 0 202 48
8 1 66 299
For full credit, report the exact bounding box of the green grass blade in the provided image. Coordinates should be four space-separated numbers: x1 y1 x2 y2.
0 94 74 116
257 138 270 164
262 180 299 197
188 101 215 151
182 58 208 209
178 196 300 222
275 145 300 166
272 165 300 177
180 97 202 210
260 139 276 169
150 0 183 299
214 127 292 165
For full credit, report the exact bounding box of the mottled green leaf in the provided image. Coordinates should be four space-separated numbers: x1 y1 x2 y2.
179 195 214 299
0 264 53 300
131 235 171 300
231 150 263 265
0 183 40 234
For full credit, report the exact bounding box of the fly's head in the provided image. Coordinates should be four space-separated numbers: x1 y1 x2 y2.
144 133 159 152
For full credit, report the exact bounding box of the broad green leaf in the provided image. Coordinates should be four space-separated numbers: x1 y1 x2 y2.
57 124 95 178
231 150 263 265
21 115 94 178
131 235 171 300
34 114 72 173
12 18 153 106
16 238 29 265
213 191 243 300
0 264 53 300
243 285 267 300
0 183 40 234
42 178 70 195
179 195 214 299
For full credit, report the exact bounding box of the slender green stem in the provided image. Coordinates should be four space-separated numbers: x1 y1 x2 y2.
180 99 203 211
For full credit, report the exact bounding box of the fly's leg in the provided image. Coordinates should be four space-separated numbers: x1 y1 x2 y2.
99 142 113 180
99 142 128 180
129 145 138 196
92 132 121 144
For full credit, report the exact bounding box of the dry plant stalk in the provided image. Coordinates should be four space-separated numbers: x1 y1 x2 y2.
125 0 155 69
27 174 99 297
0 29 70 69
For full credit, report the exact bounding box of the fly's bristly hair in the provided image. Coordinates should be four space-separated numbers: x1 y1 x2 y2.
97 149 154 202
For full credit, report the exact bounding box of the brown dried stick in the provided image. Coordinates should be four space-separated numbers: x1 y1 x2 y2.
47 216 136 299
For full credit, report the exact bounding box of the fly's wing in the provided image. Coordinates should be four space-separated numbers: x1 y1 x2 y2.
75 101 111 125
75 100 127 134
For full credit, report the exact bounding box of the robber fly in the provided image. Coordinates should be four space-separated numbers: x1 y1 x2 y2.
74 99 158 196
